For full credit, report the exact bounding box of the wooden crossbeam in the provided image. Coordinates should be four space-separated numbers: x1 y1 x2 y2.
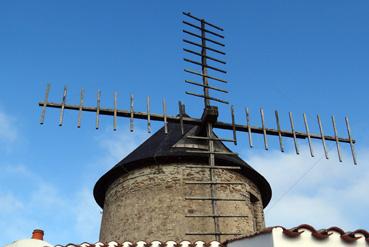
38 101 355 144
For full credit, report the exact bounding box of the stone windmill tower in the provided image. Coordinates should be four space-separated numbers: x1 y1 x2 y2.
38 11 357 244
93 120 272 242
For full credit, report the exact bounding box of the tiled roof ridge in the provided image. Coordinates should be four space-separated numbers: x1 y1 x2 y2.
55 225 369 247
55 240 223 247
222 224 369 244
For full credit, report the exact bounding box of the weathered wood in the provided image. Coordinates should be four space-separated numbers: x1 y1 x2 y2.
246 108 253 148
186 91 229 104
260 108 268 150
183 12 224 31
184 58 227 74
183 48 226 64
38 101 355 144
113 92 117 131
231 106 237 145
58 86 67 126
162 98 168 134
303 113 314 157
332 115 342 162
183 29 225 47
317 115 329 159
39 84 50 125
275 110 284 152
96 90 101 130
182 21 225 39
289 112 299 155
185 80 228 93
77 88 84 128
183 39 226 55
184 69 227 83
345 117 357 165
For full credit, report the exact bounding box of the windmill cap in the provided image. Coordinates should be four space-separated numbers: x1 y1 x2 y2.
94 121 272 209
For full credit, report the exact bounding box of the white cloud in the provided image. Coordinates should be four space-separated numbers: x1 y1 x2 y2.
73 187 101 242
0 109 18 151
0 193 23 213
1 164 32 177
0 164 66 245
266 195 353 228
96 126 150 166
0 125 148 246
0 111 17 141
0 217 37 245
29 182 68 213
243 145 369 230
0 163 101 246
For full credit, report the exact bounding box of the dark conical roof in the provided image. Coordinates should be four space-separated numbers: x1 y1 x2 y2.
93 121 272 208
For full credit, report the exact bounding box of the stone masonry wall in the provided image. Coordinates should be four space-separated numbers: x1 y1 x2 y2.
99 162 265 242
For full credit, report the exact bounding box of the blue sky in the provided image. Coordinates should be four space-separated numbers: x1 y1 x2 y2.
1 0 368 245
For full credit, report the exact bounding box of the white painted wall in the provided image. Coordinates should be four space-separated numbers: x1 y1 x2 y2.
5 239 53 247
226 227 369 247
228 233 273 247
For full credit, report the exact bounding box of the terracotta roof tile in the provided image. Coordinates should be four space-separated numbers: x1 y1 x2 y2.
56 241 222 247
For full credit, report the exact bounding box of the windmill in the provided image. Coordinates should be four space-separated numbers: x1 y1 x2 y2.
38 12 357 241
